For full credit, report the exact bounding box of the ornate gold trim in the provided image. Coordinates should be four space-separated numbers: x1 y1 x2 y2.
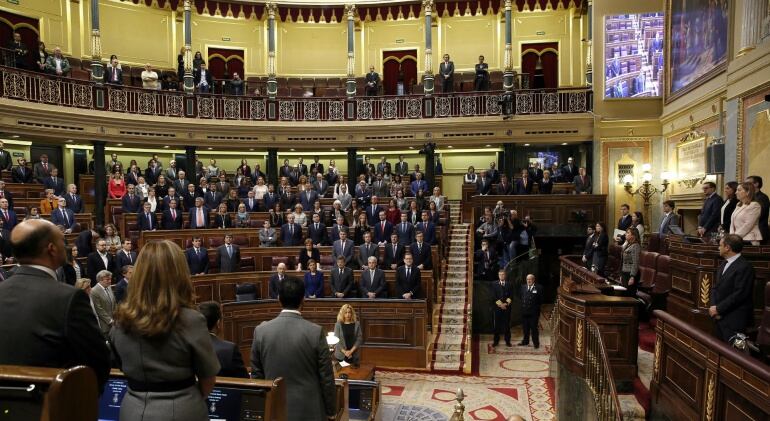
653 333 662 381
736 97 744 180
575 319 584 357
705 371 716 421
699 273 711 307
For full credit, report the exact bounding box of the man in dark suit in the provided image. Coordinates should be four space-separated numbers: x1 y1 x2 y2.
698 182 724 237
185 237 209 275
0 142 11 173
333 230 355 268
86 239 116 287
415 211 437 245
173 170 189 194
113 265 132 304
562 157 579 183
204 184 223 210
115 239 137 272
515 170 533 195
439 54 454 93
371 173 388 198
160 187 182 212
0 219 110 390
492 268 514 347
710 234 755 342
518 274 543 348
43 168 65 196
6 32 28 69
358 231 379 270
137 202 158 232
395 254 421 299
64 184 84 213
581 225 596 270
410 231 432 270
365 65 380 96
330 216 348 243
50 197 76 233
360 256 386 298
182 184 199 211
189 197 210 229
617 204 632 233
281 214 303 246
194 62 213 93
476 171 492 195
199 301 248 378
312 172 329 198
0 198 17 231
487 162 500 184
746 176 770 243
528 162 544 183
474 239 498 281
307 213 329 246
395 155 409 177
161 199 184 230
263 185 279 211
496 174 514 195
384 233 406 270
658 200 679 235
144 160 161 186
573 167 592 194
12 158 32 183
300 186 319 212
309 157 324 178
395 213 415 246
122 188 141 214
268 263 288 299
242 190 260 212
355 180 371 206
410 173 428 197
215 174 231 198
104 58 123 84
330 256 354 298
296 158 308 178
251 277 336 421
33 154 55 183
216 234 241 273
373 210 393 245
365 197 383 226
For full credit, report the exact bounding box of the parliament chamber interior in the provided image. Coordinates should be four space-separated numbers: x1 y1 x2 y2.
0 0 769 420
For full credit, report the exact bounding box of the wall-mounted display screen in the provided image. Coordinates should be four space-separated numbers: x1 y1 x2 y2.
604 12 665 99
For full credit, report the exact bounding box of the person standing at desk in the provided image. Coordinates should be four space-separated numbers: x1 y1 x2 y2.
518 274 543 349
334 304 363 365
709 234 755 343
474 55 489 91
365 65 380 96
492 268 514 347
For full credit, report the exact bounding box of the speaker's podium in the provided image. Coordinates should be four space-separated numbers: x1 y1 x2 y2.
0 365 98 421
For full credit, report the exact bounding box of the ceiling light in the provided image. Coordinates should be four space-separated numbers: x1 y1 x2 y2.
116 143 123 146
330 148 336 151
485 144 492 147
369 147 375 151
163 145 169 148
561 142 568 145
290 148 295 151
65 139 73 143
408 146 414 149
10 135 19 138
524 143 530 146
249 148 254 151
207 147 213 150
447 145 453 149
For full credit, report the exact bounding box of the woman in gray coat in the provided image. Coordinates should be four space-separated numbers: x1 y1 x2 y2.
620 227 641 298
334 304 363 365
111 240 220 421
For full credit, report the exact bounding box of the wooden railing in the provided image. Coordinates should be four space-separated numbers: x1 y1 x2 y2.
585 320 623 421
0 65 593 122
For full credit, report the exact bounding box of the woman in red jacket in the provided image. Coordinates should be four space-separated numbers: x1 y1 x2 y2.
108 172 128 199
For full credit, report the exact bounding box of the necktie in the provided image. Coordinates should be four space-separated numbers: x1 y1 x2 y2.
315 223 319 231
127 251 132 264
418 243 422 254
381 222 385 233
195 248 199 256
406 267 410 279
290 224 294 235
43 162 48 171
2 210 7 220
341 241 345 254
62 209 68 225
393 245 397 256
198 208 203 227
171 209 176 220
147 213 152 229
227 245 232 257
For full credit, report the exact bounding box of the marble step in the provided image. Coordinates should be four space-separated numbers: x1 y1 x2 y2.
434 336 464 351
438 315 467 326
441 287 467 295
431 361 463 371
439 296 466 304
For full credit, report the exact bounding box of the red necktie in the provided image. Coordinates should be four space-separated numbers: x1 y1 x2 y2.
172 209 176 220
43 163 48 171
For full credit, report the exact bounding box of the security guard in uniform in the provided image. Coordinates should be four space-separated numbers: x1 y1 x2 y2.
518 273 543 349
492 268 514 347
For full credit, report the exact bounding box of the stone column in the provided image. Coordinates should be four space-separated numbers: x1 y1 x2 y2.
93 141 106 226
266 148 278 186
90 0 104 82
183 0 194 94
585 0 593 86
266 2 278 99
347 147 358 194
739 0 769 54
185 146 197 181
422 0 435 95
346 5 357 97
503 0 515 91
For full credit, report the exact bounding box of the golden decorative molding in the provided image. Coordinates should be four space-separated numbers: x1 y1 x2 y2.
704 371 716 421
736 97 744 180
652 333 661 382
575 319 584 358
699 273 711 307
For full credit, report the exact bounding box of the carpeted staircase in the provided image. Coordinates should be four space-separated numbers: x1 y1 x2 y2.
429 201 472 372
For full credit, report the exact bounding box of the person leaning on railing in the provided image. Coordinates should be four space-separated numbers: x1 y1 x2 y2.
43 47 70 77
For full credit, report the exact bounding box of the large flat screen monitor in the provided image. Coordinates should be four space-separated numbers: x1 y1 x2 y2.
604 12 665 99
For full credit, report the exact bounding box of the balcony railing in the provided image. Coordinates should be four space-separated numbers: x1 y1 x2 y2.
0 66 592 122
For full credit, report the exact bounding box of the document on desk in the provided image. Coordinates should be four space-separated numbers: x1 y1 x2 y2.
339 361 351 368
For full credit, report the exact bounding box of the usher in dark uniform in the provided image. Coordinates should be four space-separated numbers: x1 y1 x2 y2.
519 280 543 348
492 276 514 346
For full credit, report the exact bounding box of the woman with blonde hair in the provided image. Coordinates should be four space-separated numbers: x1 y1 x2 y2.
333 304 363 365
730 181 762 245
111 240 219 421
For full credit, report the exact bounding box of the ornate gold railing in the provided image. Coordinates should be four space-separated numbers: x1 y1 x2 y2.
585 320 623 421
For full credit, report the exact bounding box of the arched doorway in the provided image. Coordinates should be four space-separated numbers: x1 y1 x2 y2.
0 10 40 70
521 43 558 89
382 50 418 96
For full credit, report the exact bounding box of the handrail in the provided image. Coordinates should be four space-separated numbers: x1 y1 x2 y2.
585 319 623 421
466 205 475 373
0 65 593 121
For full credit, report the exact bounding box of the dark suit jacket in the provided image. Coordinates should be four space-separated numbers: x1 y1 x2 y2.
415 221 436 245
104 66 123 84
212 335 248 378
373 220 393 244
268 273 287 299
204 191 223 210
64 193 83 213
189 207 211 229
574 175 592 194
185 247 209 275
115 250 137 270
212 213 234 229
365 205 382 227
0 150 12 171
193 68 213 87
755 191 770 242
43 177 65 196
383 243 406 269
243 197 260 213
395 265 421 298
263 192 279 211
114 278 129 304
300 190 319 211
395 221 415 245
515 178 533 195
281 223 303 246
121 194 141 213
495 182 514 195
360 268 386 298
217 244 241 273
617 214 632 231
136 211 158 231
251 312 336 420
308 222 329 246
1 209 17 231
410 242 432 270
161 208 184 230
85 251 116 285
330 266 354 297
11 165 32 183
699 193 724 233
519 283 543 316
476 178 492 195
721 198 739 231
50 207 76 230
33 162 54 183
0 266 110 390
358 242 379 269
711 256 755 341
493 280 514 310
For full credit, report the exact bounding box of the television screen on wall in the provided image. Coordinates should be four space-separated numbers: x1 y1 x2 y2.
604 12 665 99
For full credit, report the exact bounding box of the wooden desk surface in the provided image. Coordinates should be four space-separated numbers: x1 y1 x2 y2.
335 363 375 381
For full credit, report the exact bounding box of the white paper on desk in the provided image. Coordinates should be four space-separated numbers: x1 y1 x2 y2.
611 285 627 291
339 361 351 368
613 229 625 239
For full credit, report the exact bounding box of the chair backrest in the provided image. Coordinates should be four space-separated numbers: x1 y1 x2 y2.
235 283 258 302
653 254 671 294
638 251 659 288
232 236 249 246
647 233 661 253
757 281 770 347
